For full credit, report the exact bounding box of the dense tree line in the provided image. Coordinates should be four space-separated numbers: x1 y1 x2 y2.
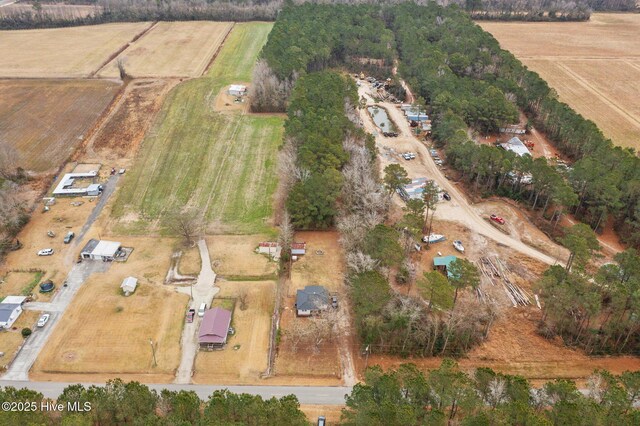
536 226 640 355
0 380 308 425
0 0 280 29
283 71 360 229
343 361 640 425
390 3 640 247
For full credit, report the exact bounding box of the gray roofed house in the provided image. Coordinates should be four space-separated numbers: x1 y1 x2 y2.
295 285 329 317
199 307 232 350
80 239 121 261
0 303 23 329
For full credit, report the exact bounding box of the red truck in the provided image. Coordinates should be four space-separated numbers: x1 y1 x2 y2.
186 309 196 323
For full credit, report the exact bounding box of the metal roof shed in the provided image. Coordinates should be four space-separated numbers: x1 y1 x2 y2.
120 277 138 296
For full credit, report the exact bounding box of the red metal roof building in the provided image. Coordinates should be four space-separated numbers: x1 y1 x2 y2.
198 307 232 350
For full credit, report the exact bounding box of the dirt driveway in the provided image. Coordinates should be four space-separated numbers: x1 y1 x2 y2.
359 82 562 266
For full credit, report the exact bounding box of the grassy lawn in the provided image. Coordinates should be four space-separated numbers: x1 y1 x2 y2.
111 22 281 234
416 271 455 310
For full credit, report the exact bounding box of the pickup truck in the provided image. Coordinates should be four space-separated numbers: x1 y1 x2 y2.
186 309 196 323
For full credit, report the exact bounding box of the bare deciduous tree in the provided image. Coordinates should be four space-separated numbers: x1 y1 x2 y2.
346 251 378 274
116 57 129 80
238 289 248 311
0 144 20 179
249 59 296 113
164 209 203 247
278 209 294 256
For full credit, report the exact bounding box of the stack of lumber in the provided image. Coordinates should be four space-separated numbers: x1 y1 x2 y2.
478 256 532 307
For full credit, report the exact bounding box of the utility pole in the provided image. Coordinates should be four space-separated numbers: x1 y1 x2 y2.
149 339 157 367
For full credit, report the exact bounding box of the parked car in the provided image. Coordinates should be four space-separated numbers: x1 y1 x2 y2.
443 192 451 201
453 240 465 253
186 309 196 323
63 231 75 244
37 313 50 328
228 326 236 335
37 248 54 256
198 302 207 317
318 416 326 426
331 295 338 309
490 214 506 225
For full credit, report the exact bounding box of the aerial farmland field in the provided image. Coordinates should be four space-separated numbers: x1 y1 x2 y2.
480 13 640 149
111 22 282 234
0 79 120 172
0 22 151 78
98 21 234 78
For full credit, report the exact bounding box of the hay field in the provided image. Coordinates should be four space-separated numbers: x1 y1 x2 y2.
480 13 640 148
192 280 274 384
111 22 282 234
0 79 120 172
32 237 189 382
0 22 151 78
98 21 234 78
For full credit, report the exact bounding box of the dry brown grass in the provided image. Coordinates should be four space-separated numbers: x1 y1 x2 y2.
0 310 39 369
192 280 274 384
480 13 640 148
0 80 121 172
178 245 201 276
205 235 278 278
274 231 344 385
98 21 234 78
300 405 344 424
0 23 151 78
32 237 189 382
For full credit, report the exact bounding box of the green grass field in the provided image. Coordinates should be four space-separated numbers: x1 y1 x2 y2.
111 22 281 234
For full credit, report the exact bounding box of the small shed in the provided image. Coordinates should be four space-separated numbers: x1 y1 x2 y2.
86 184 103 196
120 276 138 296
291 242 306 256
0 296 25 329
295 285 329 317
80 239 122 261
199 307 232 350
228 84 247 97
258 242 281 260
433 255 458 279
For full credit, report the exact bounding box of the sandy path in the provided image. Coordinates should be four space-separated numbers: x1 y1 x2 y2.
358 82 561 266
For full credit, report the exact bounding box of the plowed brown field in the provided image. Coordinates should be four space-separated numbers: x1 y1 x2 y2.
480 13 640 148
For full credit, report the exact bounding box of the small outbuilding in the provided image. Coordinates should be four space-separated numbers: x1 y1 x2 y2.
295 285 329 317
199 307 232 350
120 276 138 296
500 137 531 157
291 242 307 256
228 84 247 97
0 296 26 329
80 239 122 261
258 242 282 260
433 255 458 279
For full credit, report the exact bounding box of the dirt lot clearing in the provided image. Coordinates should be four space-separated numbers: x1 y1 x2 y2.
0 23 151 78
98 22 233 78
110 23 282 235
80 78 179 169
480 13 640 148
205 235 278 279
300 405 344 424
192 280 274 384
0 80 121 173
32 237 188 382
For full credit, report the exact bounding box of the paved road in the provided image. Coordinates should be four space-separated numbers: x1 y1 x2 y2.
2 261 110 381
359 83 559 266
0 380 352 404
174 239 219 384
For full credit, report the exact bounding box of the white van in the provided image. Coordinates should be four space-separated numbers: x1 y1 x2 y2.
198 302 207 317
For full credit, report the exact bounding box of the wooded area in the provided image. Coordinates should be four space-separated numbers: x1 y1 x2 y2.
343 361 640 425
